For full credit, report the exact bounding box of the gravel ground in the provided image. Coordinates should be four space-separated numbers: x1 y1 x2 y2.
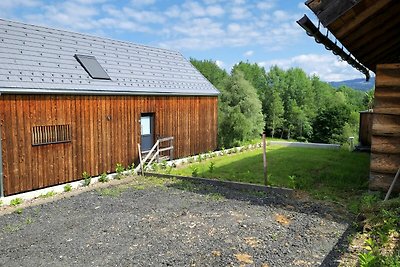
0 176 351 267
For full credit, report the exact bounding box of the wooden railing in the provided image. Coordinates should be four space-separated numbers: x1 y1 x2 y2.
137 137 174 175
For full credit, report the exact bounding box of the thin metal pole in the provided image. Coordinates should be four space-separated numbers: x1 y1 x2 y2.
384 166 400 201
262 133 267 186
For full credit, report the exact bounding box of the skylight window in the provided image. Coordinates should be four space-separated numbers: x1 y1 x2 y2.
74 54 111 80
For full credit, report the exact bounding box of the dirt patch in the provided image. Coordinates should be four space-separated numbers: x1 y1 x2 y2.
0 176 351 266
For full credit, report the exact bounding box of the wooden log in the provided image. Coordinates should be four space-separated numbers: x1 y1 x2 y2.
371 136 400 154
370 172 400 193
371 113 400 136
370 153 400 174
375 63 400 87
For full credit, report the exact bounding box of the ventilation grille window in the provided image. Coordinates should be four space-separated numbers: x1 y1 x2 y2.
32 125 72 146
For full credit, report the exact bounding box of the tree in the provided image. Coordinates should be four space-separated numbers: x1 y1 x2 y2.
218 70 264 147
312 104 351 144
189 59 228 91
265 89 284 138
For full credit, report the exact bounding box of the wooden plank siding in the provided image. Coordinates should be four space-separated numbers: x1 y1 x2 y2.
369 63 400 192
0 95 218 196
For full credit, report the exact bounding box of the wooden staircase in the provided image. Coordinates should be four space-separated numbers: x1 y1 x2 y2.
369 64 400 192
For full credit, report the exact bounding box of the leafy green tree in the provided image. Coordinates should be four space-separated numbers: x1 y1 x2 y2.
189 59 228 90
218 70 264 147
312 104 351 144
363 89 375 110
265 89 284 138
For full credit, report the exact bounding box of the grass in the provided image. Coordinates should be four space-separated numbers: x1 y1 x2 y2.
166 145 370 211
38 191 56 199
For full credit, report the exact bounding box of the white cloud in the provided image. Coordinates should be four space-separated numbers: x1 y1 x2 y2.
244 50 254 57
258 54 365 81
130 0 155 6
257 1 275 10
215 60 225 68
0 0 41 8
231 6 251 20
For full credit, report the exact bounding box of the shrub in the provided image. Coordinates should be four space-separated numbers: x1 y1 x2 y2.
82 171 91 186
191 166 199 177
99 172 109 183
115 163 125 180
64 184 72 192
10 198 23 206
208 161 215 173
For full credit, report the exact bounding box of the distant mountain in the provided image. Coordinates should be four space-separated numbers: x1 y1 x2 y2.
329 77 375 91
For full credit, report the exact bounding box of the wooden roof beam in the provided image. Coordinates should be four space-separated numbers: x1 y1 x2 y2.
340 1 400 47
306 0 361 26
334 0 392 39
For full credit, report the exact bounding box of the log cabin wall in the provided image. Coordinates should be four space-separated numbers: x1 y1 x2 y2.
369 63 400 192
0 95 218 196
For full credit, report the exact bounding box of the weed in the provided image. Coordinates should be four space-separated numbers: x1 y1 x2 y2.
10 198 23 207
97 186 126 197
25 217 34 224
191 166 199 177
115 163 125 180
160 160 168 169
82 171 91 186
151 163 160 172
165 166 173 175
288 175 296 189
64 184 72 192
198 155 203 163
39 191 56 199
3 223 21 232
15 208 23 214
99 172 109 183
206 192 224 201
208 161 215 173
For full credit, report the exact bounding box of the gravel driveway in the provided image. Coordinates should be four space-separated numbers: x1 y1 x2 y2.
0 176 350 267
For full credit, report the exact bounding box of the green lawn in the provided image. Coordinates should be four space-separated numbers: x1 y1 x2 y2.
167 145 371 211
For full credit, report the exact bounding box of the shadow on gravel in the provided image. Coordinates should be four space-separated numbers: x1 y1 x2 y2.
319 225 355 267
166 178 352 225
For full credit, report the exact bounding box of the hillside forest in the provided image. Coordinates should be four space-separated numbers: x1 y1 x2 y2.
190 59 375 148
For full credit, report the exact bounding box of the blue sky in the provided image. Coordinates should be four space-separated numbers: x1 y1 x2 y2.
1 0 365 81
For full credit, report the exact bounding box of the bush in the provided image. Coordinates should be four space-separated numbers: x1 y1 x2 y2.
64 184 72 192
82 171 91 186
99 172 109 183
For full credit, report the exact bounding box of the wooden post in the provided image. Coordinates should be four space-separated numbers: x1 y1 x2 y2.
138 144 144 176
262 133 267 186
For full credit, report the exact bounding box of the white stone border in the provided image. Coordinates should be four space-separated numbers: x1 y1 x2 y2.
0 170 132 207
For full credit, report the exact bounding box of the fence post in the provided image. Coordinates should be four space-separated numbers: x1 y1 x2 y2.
263 133 267 186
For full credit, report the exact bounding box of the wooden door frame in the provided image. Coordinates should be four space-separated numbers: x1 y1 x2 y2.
140 112 155 150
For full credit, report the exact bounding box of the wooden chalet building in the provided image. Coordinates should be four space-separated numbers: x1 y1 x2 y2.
298 0 400 192
0 19 219 196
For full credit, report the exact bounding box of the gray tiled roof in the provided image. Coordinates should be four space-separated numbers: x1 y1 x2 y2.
0 19 219 96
